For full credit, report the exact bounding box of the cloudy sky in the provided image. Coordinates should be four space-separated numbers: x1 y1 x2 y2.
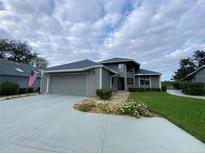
0 0 205 80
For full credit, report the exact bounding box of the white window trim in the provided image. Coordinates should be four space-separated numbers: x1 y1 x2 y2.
138 76 140 87
150 76 152 88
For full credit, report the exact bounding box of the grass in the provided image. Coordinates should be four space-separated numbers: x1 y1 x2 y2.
129 92 205 143
0 92 40 100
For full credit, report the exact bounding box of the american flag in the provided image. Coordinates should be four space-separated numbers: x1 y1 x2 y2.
28 70 38 87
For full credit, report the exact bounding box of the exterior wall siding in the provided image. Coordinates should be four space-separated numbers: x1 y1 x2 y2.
193 68 205 83
0 75 40 90
191 68 205 90
86 68 100 96
40 73 48 93
102 68 111 89
151 76 160 88
134 75 160 88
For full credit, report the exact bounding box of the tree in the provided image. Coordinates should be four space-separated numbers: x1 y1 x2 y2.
172 50 205 81
33 57 48 69
173 58 196 81
0 39 48 69
193 50 205 67
0 39 37 65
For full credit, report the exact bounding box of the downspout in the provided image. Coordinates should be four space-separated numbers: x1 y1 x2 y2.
46 74 49 94
110 74 118 89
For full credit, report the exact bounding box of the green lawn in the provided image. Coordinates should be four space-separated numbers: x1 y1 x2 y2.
129 92 205 143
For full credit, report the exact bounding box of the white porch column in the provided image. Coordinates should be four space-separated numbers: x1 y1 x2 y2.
99 67 102 89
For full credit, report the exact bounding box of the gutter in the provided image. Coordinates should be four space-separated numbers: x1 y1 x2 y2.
43 65 118 74
135 73 161 76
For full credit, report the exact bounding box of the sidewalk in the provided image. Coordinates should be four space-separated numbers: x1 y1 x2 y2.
167 90 205 100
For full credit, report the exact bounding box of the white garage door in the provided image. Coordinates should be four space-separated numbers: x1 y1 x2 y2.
50 74 86 96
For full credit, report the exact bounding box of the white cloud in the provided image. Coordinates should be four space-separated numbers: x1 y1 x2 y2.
0 0 205 80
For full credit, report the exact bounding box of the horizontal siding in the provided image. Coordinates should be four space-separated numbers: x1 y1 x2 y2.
0 75 40 90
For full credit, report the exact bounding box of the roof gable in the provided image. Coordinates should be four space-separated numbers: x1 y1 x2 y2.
135 69 161 75
45 59 99 71
100 57 140 66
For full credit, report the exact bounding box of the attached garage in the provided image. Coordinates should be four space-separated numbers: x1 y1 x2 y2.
41 59 117 96
49 74 87 96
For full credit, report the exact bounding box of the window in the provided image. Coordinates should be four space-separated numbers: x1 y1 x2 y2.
127 77 134 85
118 64 124 72
111 77 114 85
127 63 135 73
15 68 24 72
140 76 150 86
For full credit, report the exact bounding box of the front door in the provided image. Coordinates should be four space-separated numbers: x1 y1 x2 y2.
118 77 125 90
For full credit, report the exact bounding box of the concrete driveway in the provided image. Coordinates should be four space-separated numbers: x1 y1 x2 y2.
0 94 205 152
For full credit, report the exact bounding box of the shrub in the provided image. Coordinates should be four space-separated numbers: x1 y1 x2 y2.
96 88 112 100
0 81 19 95
149 88 161 92
96 102 115 113
35 87 40 92
172 82 181 90
77 102 96 112
19 88 27 94
117 99 150 117
162 85 167 92
128 87 145 92
128 87 161 92
182 82 204 95
27 88 33 93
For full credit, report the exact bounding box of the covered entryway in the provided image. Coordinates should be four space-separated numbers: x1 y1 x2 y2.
50 74 87 96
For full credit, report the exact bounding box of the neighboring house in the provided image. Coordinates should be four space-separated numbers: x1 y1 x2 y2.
0 58 41 90
181 65 205 87
41 58 161 96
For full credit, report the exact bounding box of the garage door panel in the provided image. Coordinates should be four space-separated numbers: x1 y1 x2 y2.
50 74 86 96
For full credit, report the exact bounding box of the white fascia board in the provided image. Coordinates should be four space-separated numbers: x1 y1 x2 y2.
101 60 140 65
135 73 161 76
43 65 118 75
43 65 101 73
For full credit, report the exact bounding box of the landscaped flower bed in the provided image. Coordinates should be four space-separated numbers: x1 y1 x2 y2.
73 91 152 118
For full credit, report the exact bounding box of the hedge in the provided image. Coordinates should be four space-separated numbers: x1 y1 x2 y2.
27 88 34 93
96 88 112 100
0 81 19 95
19 88 27 94
161 85 167 92
172 82 182 90
128 87 161 92
182 82 204 95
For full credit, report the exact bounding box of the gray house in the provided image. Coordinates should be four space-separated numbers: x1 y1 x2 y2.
41 58 161 96
0 58 41 90
181 65 205 85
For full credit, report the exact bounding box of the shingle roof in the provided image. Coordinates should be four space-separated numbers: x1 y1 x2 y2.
100 57 140 65
0 58 41 77
45 59 99 71
136 69 161 75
